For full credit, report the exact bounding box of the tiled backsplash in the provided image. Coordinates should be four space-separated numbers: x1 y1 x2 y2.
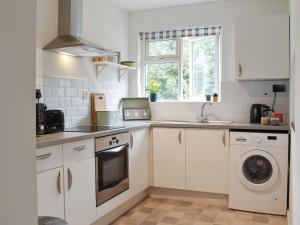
36 76 128 128
150 80 290 123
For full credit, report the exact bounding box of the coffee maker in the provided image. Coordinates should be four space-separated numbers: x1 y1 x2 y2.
36 89 47 135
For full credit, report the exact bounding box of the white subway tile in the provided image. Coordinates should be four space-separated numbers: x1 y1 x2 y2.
72 98 82 107
65 88 77 97
58 98 72 108
64 117 72 128
71 116 90 126
44 77 59 87
43 97 59 108
43 87 51 97
77 107 90 116
83 80 95 89
71 79 83 88
65 108 77 117
59 78 71 88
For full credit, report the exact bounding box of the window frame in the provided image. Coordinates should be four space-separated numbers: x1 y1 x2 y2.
141 34 221 102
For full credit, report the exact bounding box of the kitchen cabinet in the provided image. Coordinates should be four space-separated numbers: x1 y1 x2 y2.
37 139 96 225
235 14 289 80
152 128 185 189
64 158 96 225
186 129 229 194
37 167 64 219
129 128 150 195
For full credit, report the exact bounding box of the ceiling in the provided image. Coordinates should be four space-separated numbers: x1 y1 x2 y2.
108 0 224 12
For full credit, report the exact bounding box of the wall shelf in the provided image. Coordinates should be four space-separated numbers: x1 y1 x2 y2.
93 61 136 81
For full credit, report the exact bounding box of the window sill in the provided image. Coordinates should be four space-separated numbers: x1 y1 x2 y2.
150 100 221 104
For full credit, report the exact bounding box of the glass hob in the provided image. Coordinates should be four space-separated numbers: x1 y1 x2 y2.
64 125 125 133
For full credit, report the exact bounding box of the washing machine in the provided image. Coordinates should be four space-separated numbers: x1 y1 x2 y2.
229 131 289 215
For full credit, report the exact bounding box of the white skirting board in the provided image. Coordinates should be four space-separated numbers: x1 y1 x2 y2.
92 190 148 225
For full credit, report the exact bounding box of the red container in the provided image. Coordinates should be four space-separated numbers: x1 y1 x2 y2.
272 113 284 123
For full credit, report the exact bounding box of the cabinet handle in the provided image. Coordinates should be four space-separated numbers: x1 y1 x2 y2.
178 131 182 145
238 63 242 77
36 153 52 160
57 171 61 194
67 168 73 191
222 132 226 147
73 145 86 151
130 133 133 149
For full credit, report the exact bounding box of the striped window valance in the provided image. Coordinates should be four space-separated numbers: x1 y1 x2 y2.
140 26 221 41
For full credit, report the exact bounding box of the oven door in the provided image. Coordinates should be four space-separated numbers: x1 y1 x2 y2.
96 144 129 206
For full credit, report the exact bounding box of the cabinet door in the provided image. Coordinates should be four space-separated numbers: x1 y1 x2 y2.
153 128 185 189
235 14 289 80
37 167 64 219
129 128 150 195
64 158 96 225
186 129 229 194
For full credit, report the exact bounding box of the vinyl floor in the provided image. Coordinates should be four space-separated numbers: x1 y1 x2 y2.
111 196 287 225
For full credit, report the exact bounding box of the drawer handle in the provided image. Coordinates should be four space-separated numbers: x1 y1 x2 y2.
68 168 73 191
57 171 61 194
36 153 52 160
73 145 86 151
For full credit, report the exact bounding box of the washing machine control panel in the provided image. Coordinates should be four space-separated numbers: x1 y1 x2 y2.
230 132 288 147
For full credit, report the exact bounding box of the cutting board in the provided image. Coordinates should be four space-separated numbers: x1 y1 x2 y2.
91 93 107 124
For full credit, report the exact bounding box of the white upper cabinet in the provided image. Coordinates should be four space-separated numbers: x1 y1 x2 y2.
129 128 150 195
235 14 289 80
186 129 229 194
152 128 186 190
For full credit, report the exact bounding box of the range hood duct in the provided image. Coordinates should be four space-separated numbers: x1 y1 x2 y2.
43 0 117 57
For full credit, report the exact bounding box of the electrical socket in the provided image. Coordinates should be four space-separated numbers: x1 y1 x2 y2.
273 84 286 93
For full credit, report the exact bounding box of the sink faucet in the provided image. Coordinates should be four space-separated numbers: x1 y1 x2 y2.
199 102 212 123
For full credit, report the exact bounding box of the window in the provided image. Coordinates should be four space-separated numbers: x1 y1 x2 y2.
142 29 221 102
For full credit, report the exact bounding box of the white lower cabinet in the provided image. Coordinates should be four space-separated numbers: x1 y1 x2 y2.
186 129 229 194
64 158 96 225
152 128 229 194
37 139 96 225
129 128 150 194
152 128 186 189
37 167 64 219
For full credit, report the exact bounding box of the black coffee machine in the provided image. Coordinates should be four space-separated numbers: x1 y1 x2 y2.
36 89 65 135
36 89 47 135
250 104 271 123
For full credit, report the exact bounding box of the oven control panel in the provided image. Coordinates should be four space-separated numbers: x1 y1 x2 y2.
95 132 129 152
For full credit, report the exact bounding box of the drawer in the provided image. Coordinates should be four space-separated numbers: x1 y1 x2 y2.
63 139 94 162
36 145 63 173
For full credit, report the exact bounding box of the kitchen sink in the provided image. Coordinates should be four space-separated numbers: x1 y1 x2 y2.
204 120 232 125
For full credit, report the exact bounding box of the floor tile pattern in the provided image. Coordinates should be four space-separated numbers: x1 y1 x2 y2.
112 196 287 225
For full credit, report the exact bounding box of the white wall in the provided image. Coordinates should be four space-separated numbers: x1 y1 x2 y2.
0 1 37 225
129 0 289 122
288 0 300 223
36 0 130 124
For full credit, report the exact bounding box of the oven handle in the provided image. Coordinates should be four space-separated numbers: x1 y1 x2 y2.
100 144 129 154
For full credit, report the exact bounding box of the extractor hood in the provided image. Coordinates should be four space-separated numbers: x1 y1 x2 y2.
43 0 117 57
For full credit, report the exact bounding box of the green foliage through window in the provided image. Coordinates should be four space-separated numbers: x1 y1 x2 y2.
145 35 220 101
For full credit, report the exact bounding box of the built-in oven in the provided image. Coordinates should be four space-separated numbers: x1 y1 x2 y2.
95 132 129 206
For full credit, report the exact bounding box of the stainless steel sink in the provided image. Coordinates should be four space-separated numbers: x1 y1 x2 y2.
204 120 232 125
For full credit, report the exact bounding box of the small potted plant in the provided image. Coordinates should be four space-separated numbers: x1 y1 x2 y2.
146 80 160 102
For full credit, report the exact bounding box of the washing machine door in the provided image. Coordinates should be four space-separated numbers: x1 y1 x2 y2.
237 149 279 191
